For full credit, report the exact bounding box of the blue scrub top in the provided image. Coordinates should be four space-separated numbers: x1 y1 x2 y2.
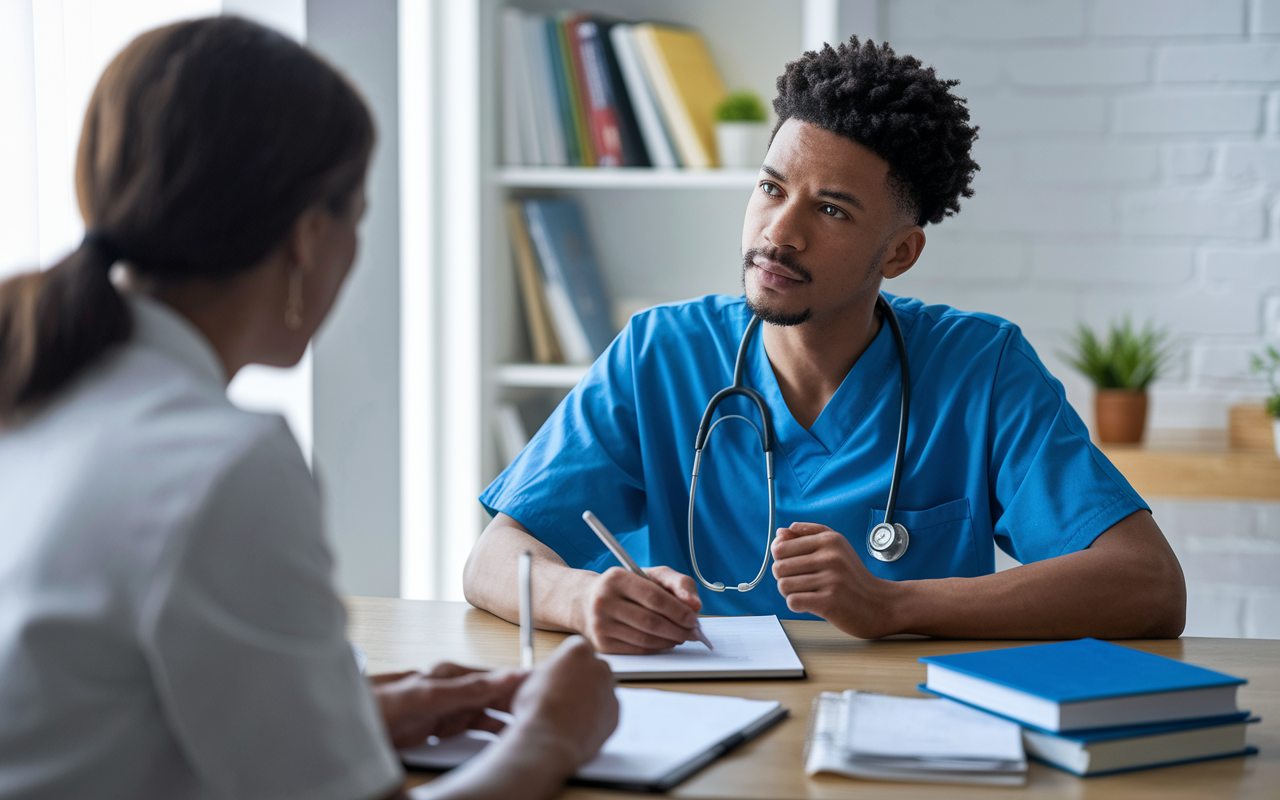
480 294 1147 618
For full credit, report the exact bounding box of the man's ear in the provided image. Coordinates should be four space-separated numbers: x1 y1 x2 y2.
880 226 925 280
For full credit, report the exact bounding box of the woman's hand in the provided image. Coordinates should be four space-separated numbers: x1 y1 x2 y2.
372 662 526 749
505 635 619 771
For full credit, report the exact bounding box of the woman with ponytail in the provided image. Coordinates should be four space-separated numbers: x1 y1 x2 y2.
0 17 616 800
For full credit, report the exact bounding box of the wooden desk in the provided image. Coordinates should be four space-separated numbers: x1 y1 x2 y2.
346 597 1277 799
1098 429 1280 501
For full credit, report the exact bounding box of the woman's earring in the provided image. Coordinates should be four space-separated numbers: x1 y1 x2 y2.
285 270 304 331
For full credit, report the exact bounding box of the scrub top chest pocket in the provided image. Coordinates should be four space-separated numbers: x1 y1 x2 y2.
864 498 978 580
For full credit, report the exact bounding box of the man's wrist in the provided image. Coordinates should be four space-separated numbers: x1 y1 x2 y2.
555 568 595 635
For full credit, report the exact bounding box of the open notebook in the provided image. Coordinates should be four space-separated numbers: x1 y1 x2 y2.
602 615 805 680
401 687 786 792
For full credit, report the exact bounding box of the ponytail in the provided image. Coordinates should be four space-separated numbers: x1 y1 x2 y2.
0 237 132 425
0 16 372 428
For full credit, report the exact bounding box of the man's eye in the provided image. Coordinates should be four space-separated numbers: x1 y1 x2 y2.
821 204 844 218
759 181 780 196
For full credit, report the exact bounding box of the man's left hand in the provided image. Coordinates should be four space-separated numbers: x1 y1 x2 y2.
770 522 900 639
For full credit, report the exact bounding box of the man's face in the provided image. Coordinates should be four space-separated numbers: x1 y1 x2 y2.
741 118 915 327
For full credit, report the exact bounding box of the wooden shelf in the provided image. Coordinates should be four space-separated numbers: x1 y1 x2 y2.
495 167 759 189
495 363 589 388
1099 429 1280 501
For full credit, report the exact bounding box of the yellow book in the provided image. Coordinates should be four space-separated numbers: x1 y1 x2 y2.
632 23 726 168
506 201 563 364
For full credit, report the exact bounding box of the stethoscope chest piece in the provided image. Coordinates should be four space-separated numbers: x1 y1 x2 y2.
867 522 909 562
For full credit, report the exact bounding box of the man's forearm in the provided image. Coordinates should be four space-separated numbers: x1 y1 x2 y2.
887 511 1186 639
462 518 590 633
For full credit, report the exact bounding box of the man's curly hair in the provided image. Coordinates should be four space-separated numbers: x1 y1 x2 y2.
772 37 979 226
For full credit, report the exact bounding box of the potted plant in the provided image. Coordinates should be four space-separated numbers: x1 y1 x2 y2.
714 90 769 169
1062 319 1172 444
1250 344 1280 457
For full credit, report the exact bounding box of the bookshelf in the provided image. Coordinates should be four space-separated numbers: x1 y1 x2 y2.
496 167 760 189
400 0 855 600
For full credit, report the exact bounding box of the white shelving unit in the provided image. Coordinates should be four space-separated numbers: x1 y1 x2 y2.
496 167 760 189
400 0 855 600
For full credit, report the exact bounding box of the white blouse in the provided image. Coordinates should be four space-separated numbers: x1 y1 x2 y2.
0 295 402 800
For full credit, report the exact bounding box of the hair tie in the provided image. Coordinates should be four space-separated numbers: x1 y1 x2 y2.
82 230 122 266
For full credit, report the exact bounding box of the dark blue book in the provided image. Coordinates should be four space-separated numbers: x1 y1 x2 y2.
919 639 1245 733
521 198 614 364
1021 713 1259 776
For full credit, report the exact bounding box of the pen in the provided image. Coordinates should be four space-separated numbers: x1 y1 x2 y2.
582 510 714 651
518 550 533 668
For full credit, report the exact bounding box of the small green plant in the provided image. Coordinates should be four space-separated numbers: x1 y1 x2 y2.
1250 344 1280 418
1061 318 1172 391
715 90 767 123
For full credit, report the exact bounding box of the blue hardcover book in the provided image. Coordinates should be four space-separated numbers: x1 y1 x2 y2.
919 639 1245 733
1021 714 1259 777
522 198 615 364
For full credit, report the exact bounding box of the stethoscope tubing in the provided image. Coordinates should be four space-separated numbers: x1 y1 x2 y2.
687 293 911 592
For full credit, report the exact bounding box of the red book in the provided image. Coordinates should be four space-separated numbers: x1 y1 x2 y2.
569 17 624 167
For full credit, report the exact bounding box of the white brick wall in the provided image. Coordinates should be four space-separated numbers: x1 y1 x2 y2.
881 0 1280 638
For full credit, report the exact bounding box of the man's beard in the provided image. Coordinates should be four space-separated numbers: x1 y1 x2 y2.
741 238 890 327
741 248 814 327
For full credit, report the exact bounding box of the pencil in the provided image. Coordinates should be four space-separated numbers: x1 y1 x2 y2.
582 510 714 650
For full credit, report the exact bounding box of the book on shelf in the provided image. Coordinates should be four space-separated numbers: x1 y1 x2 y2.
504 201 562 363
501 8 727 169
609 23 676 167
631 23 726 169
594 21 651 167
523 11 567 166
918 639 1247 733
556 12 595 167
521 197 615 364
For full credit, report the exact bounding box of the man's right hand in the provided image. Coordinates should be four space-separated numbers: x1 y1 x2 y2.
573 566 703 654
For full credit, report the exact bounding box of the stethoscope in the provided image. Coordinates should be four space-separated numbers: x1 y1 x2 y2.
687 293 912 593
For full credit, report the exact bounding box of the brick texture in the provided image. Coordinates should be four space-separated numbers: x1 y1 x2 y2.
884 0 1280 639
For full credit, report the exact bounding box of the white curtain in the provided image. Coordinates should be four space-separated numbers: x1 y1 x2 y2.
0 0 313 460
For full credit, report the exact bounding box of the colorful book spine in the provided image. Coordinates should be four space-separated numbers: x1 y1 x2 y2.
556 13 595 167
543 16 581 166
608 23 678 168
574 19 625 167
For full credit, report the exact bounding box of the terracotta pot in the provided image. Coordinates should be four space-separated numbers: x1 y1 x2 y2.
1095 390 1148 443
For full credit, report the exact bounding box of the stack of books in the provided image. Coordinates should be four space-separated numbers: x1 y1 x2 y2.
500 8 728 168
506 196 613 365
919 638 1259 777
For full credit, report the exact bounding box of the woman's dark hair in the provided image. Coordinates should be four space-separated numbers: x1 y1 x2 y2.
772 37 979 227
0 16 374 425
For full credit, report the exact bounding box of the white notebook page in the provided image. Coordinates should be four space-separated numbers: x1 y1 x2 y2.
601 615 804 678
400 687 781 786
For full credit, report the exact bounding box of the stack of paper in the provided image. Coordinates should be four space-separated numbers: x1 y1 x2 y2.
806 691 1027 786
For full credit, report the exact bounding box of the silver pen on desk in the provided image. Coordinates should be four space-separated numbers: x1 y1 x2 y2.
518 551 534 669
582 510 714 650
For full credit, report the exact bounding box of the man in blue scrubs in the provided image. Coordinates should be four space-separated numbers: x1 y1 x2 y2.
464 38 1186 653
